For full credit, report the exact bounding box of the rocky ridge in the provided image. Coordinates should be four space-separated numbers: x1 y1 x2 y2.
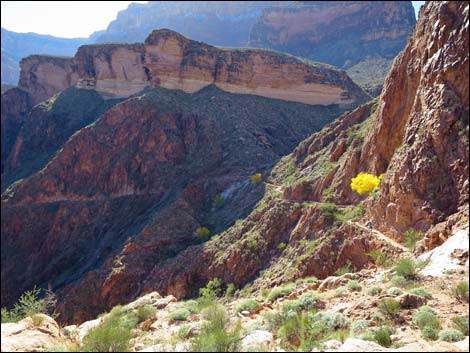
18 29 368 107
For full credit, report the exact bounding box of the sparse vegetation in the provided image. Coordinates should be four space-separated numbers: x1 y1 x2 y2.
225 283 236 298
387 287 402 296
1 286 57 323
438 328 465 342
335 287 347 297
374 326 394 347
196 226 211 239
283 292 319 314
191 304 241 352
169 308 191 322
347 280 362 292
394 258 417 280
367 286 382 296
249 173 262 183
367 250 393 267
267 283 296 302
31 314 46 326
235 299 260 313
350 320 371 336
412 306 441 333
378 299 401 319
391 275 408 287
452 281 469 302
335 260 357 276
82 306 133 352
136 305 156 323
451 315 469 335
409 287 432 299
403 229 424 251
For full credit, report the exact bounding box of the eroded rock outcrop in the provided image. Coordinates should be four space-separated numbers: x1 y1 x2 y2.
18 29 368 107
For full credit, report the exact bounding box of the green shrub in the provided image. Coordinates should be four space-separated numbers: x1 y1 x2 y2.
199 278 223 307
169 308 190 322
438 328 465 342
335 260 357 276
347 280 362 292
367 286 382 296
394 258 417 280
1 287 57 323
409 287 432 299
82 312 133 352
374 326 393 347
267 283 295 302
312 312 350 331
319 202 339 222
283 292 319 314
391 275 407 287
335 287 347 297
452 281 469 302
403 229 424 251
422 326 439 341
279 312 321 351
191 304 241 352
178 324 192 339
387 287 402 296
378 299 400 319
277 242 287 251
451 315 469 335
412 306 440 330
367 250 393 267
235 299 260 313
196 226 211 238
350 320 371 336
225 283 236 298
136 305 156 323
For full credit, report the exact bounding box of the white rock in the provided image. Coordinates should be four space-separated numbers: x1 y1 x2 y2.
322 339 342 350
241 330 273 350
336 338 390 352
141 342 191 352
452 336 469 351
419 226 469 276
77 317 102 342
126 291 162 310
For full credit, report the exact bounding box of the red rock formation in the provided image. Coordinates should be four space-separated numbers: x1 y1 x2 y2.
18 29 368 107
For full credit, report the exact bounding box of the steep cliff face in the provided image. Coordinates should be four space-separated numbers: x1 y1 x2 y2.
249 1 415 68
249 1 416 95
92 1 290 45
18 29 368 107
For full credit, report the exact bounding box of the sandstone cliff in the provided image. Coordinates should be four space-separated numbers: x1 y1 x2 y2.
18 29 369 107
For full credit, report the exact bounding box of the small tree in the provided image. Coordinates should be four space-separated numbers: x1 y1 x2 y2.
249 173 262 183
350 172 383 195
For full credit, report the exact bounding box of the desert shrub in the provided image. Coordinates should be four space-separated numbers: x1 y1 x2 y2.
191 304 241 352
404 229 424 251
452 281 469 302
250 173 262 183
367 286 382 296
279 312 322 351
409 287 432 299
136 305 156 323
371 311 385 324
297 292 320 311
394 258 417 280
335 260 357 276
422 326 439 341
277 242 287 251
82 310 133 352
198 278 223 307
31 314 46 326
235 299 260 313
378 299 400 319
335 287 347 297
387 287 402 296
367 250 393 267
267 283 296 302
357 330 376 341
319 202 340 222
1 286 57 323
451 315 469 335
350 172 382 194
438 328 465 342
412 306 440 330
312 312 350 331
347 280 362 292
350 320 371 336
169 308 191 322
196 226 211 239
374 326 393 347
178 324 192 339
391 275 407 287
225 283 236 298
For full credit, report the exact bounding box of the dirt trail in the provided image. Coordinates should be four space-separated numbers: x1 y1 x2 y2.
348 220 410 252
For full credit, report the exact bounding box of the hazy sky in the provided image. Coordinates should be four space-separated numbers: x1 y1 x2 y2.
2 1 427 39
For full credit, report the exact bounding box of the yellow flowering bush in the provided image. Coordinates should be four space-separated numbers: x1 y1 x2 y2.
350 172 383 194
